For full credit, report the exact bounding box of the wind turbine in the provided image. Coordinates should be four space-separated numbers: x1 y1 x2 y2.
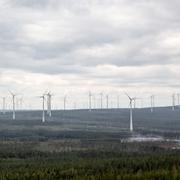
150 95 155 113
63 95 67 110
106 94 109 109
117 95 120 109
133 98 137 109
19 97 23 110
125 93 136 132
93 94 96 109
10 92 17 120
88 92 92 112
100 92 103 109
177 93 180 107
46 92 53 117
172 93 176 111
39 94 46 123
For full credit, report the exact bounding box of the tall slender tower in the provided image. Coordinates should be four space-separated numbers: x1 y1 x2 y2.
100 93 103 109
89 92 92 111
40 95 45 123
64 95 67 111
150 95 155 113
125 93 135 132
177 93 180 107
117 95 120 109
46 92 52 117
172 94 175 111
10 93 16 120
133 98 136 109
130 98 133 132
106 95 109 109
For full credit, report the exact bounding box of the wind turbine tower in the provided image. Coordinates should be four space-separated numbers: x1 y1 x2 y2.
93 95 96 109
39 95 45 123
125 93 135 132
19 97 23 110
133 98 137 109
100 92 103 109
106 94 109 109
172 93 176 111
10 92 16 120
150 95 155 113
177 93 180 107
117 95 120 109
64 95 67 111
89 92 92 111
46 92 52 117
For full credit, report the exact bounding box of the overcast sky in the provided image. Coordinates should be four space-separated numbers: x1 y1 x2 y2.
0 0 180 109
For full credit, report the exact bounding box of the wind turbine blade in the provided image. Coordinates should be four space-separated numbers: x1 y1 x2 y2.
124 92 131 100
128 102 131 107
9 91 14 96
37 96 44 98
43 90 48 95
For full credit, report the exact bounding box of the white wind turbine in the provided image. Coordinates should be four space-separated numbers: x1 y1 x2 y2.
10 92 17 120
172 93 176 111
39 94 46 123
19 97 23 110
63 95 67 110
106 94 109 109
46 92 53 117
140 98 144 108
117 95 120 109
16 97 23 110
134 96 143 109
88 92 92 111
150 95 155 113
16 98 19 110
125 93 136 132
100 92 103 109
177 93 180 108
93 94 96 109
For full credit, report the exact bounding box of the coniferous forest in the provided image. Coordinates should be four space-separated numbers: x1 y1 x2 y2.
0 109 179 179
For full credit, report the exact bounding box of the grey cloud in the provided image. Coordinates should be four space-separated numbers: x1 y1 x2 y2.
8 0 51 9
0 0 180 76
